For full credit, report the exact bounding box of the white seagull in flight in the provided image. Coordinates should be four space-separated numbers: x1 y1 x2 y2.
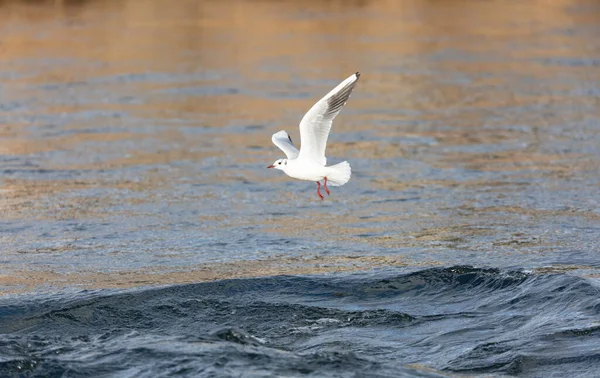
267 72 360 200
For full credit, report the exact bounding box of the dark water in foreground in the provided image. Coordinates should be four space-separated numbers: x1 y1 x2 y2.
2 267 600 377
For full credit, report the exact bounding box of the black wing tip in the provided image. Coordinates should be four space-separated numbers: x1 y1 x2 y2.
355 71 361 79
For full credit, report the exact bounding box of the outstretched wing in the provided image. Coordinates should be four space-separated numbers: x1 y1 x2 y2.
271 130 299 159
297 72 360 166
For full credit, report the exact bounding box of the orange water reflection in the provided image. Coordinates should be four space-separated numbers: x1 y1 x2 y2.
1 0 599 293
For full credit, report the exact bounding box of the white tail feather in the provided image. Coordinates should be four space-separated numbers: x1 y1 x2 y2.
326 161 351 186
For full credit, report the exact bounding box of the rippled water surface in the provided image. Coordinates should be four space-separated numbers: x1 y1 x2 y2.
1 0 600 376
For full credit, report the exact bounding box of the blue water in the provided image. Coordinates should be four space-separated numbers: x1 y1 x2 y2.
1 0 600 376
2 267 600 377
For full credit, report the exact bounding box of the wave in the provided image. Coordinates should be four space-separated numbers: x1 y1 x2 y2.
1 266 599 377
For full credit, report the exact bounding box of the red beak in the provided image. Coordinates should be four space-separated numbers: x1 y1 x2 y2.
267 165 275 168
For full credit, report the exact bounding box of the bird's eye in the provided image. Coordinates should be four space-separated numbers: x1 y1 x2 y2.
278 162 281 165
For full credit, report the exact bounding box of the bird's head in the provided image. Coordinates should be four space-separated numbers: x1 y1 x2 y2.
267 158 287 170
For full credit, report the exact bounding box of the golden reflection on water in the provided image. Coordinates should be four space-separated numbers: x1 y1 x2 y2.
1 0 600 293
0 254 421 294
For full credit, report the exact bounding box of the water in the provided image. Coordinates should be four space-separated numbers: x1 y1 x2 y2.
1 0 600 376
2 267 600 376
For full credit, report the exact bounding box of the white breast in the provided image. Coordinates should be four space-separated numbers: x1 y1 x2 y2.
282 159 327 182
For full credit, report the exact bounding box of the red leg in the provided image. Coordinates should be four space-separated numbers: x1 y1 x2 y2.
323 177 331 196
316 181 324 200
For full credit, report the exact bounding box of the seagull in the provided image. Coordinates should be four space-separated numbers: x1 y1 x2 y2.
267 72 360 200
